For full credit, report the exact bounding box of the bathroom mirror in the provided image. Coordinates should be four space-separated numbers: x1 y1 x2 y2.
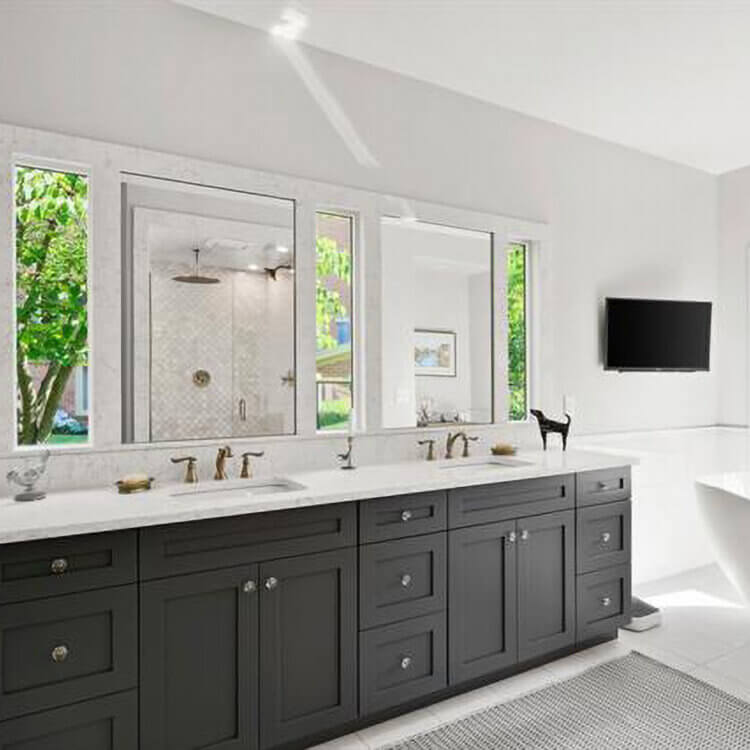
380 217 493 428
123 176 295 442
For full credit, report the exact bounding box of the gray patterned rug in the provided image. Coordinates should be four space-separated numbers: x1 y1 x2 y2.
383 652 750 749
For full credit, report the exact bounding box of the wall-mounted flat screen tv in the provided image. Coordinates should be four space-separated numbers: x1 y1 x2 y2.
604 298 712 371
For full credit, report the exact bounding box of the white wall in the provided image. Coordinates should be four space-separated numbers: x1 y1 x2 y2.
717 166 750 426
0 0 720 436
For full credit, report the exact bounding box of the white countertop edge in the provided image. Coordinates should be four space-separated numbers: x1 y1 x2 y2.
0 449 638 544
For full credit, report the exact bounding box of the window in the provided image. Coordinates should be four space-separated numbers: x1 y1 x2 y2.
14 165 90 446
507 242 528 421
315 212 353 431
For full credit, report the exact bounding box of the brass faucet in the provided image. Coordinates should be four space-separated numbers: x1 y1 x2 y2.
445 432 466 459
418 439 436 461
240 451 264 479
171 456 198 483
462 435 480 457
214 446 233 480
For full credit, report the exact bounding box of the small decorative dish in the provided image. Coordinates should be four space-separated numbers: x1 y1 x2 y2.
491 443 517 456
115 475 155 494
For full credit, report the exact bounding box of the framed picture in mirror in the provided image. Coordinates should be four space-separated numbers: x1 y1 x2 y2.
414 329 456 377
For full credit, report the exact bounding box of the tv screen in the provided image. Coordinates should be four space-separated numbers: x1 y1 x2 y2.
605 298 712 371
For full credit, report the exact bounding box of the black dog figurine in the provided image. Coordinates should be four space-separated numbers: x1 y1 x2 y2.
530 409 571 451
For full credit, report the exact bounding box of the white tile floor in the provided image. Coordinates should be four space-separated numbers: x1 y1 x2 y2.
311 564 750 749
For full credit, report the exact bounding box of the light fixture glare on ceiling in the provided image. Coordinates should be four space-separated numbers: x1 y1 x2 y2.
270 8 307 40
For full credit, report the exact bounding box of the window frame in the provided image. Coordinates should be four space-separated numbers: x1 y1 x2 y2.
11 155 94 451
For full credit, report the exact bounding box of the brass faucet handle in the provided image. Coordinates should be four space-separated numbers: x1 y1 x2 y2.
171 456 198 483
240 451 264 479
463 435 480 458
417 439 436 461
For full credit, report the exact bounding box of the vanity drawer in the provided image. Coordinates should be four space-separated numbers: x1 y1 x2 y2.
140 503 356 579
0 691 138 750
448 475 574 528
360 533 446 629
576 467 631 507
0 531 137 604
576 565 631 641
360 491 447 543
360 612 447 716
577 500 631 574
0 585 137 720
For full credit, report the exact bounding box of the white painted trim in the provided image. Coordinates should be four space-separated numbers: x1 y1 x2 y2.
0 122 549 457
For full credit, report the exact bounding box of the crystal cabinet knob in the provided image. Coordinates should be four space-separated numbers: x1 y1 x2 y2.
601 596 612 608
520 529 530 541
401 574 412 588
600 532 612 544
400 656 412 670
51 644 69 663
508 531 517 543
401 510 413 522
50 558 68 575
242 580 257 594
264 577 279 591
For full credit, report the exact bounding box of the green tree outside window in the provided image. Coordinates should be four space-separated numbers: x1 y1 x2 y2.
507 243 527 421
15 166 89 445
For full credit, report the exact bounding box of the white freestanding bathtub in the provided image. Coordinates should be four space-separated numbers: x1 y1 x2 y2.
696 473 750 603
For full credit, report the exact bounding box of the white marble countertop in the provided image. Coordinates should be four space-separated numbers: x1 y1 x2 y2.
0 449 636 544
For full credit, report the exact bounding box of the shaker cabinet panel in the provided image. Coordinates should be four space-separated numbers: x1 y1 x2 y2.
0 531 137 605
140 503 356 580
517 510 576 661
0 691 137 750
359 533 446 629
577 500 631 574
448 521 518 684
259 548 357 750
360 612 447 715
360 492 447 543
140 565 259 750
576 467 631 507
0 586 137 721
448 475 574 528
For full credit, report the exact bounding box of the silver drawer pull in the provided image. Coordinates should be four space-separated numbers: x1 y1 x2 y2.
601 596 612 607
400 574 412 588
264 577 279 591
50 558 68 575
400 510 413 522
600 532 612 544
242 580 257 594
400 656 412 670
51 644 69 663
508 531 517 544
520 529 530 541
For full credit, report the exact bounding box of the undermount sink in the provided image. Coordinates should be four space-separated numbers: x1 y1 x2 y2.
438 456 534 471
170 477 306 499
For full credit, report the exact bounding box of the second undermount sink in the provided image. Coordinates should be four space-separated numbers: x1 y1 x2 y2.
438 456 534 471
170 477 306 499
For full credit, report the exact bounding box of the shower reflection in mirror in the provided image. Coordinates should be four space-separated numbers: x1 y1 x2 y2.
122 175 296 443
380 217 493 429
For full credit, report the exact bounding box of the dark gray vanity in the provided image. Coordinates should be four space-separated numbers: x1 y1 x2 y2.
0 466 632 750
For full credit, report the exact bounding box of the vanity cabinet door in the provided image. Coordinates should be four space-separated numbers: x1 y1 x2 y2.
448 521 518 684
517 510 576 661
140 565 259 750
259 548 357 750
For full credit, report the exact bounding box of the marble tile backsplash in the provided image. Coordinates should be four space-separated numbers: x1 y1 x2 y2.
0 422 542 497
